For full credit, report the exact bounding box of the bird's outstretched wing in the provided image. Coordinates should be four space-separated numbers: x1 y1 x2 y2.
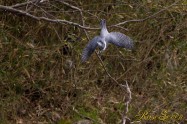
82 36 101 62
105 32 134 50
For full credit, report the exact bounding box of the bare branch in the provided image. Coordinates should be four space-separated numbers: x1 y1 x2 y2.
0 0 180 30
0 5 99 30
122 81 132 124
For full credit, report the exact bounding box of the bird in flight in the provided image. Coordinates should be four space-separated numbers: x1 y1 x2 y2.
82 19 134 62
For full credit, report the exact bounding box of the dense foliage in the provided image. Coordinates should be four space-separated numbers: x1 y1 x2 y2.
0 0 186 123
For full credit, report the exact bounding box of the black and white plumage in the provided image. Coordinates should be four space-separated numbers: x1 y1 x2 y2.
82 19 134 62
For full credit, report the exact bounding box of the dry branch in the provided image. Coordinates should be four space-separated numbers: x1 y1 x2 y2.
0 0 180 30
0 5 98 30
122 81 132 124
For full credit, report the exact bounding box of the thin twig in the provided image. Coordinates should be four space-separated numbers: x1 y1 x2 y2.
96 54 124 87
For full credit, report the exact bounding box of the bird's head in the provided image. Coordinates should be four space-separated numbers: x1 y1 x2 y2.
100 19 106 28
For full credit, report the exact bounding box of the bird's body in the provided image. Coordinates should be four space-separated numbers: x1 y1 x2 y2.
82 19 134 62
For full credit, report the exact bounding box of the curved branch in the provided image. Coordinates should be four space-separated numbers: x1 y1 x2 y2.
0 5 99 30
0 0 180 30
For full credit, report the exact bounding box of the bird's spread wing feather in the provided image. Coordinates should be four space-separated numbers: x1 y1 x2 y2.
105 32 134 50
82 36 101 62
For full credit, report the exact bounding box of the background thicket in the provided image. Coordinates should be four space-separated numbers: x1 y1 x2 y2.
0 0 186 123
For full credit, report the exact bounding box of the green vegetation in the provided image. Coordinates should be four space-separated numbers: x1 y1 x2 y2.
0 0 186 123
